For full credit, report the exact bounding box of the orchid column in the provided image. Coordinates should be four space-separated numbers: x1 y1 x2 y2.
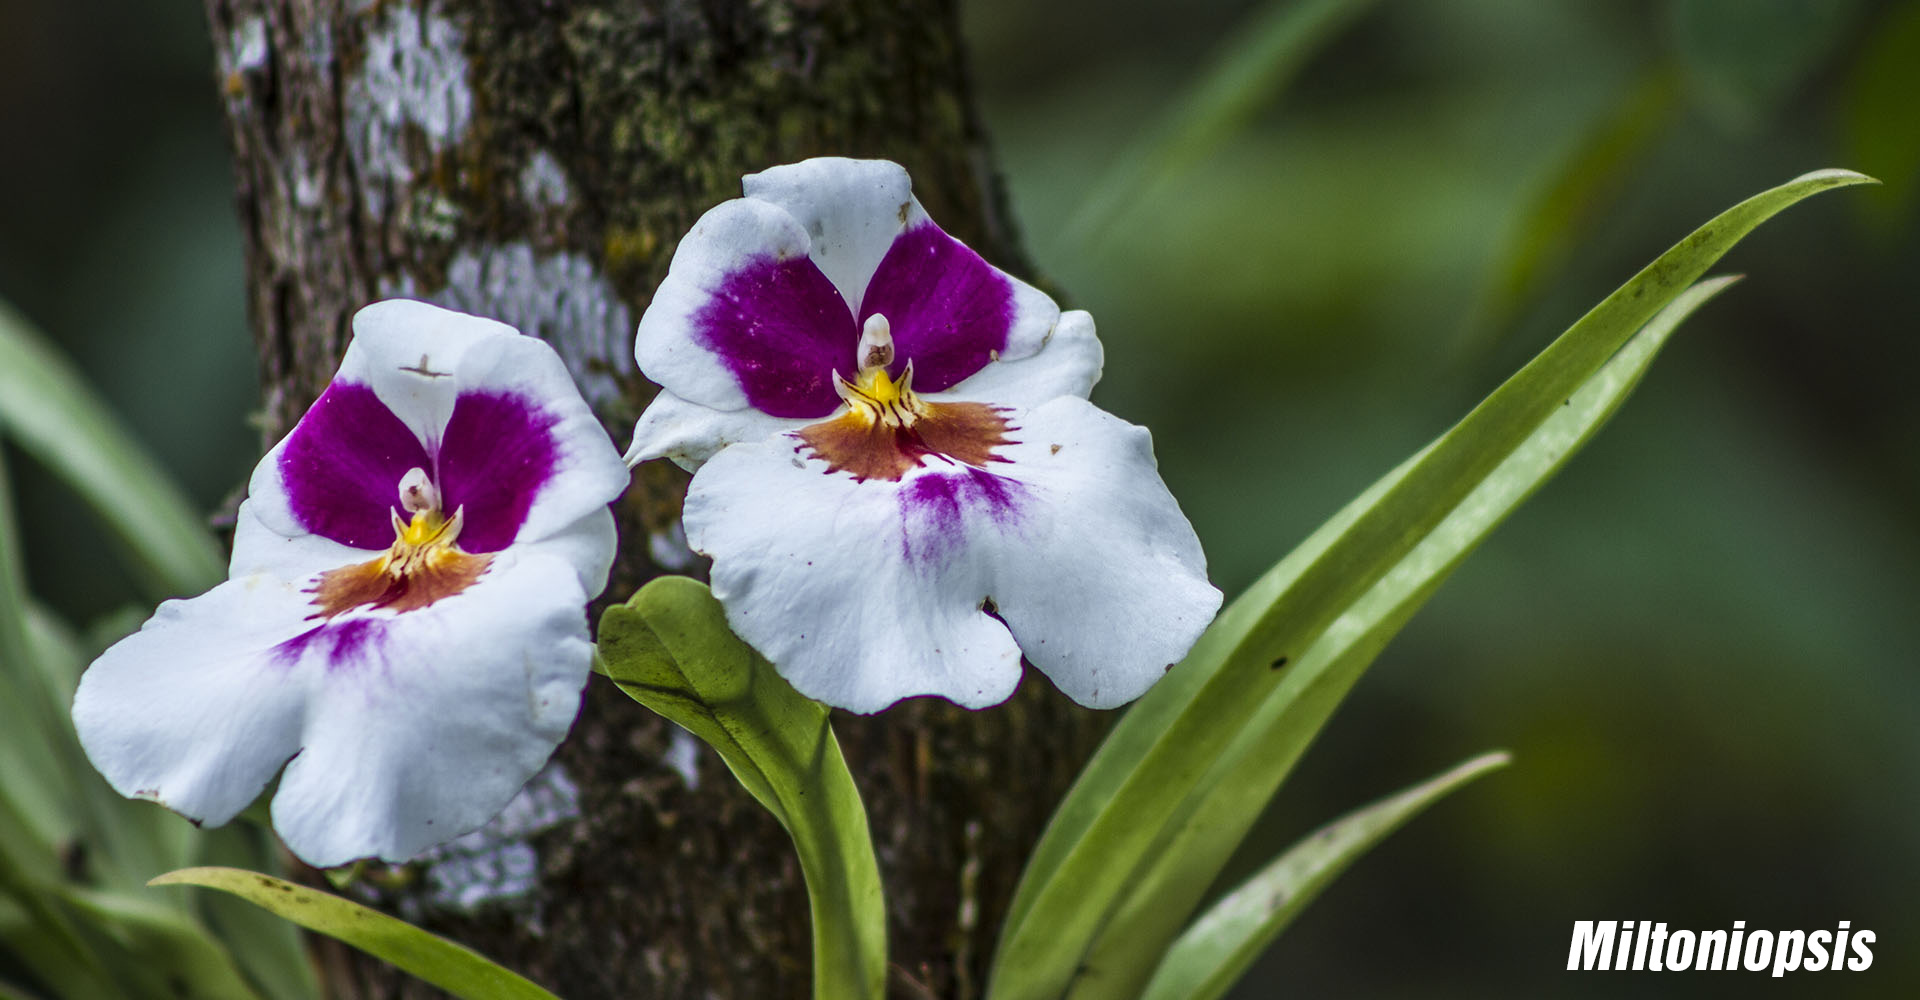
202 0 1101 995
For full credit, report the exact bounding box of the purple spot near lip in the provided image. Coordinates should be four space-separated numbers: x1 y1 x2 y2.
694 251 856 418
280 382 430 550
274 617 385 673
860 222 1014 394
898 467 1025 571
436 390 560 552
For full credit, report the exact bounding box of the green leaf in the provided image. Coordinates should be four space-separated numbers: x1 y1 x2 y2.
150 868 558 1000
1063 274 1742 1000
1136 751 1511 1000
595 576 886 1000
988 169 1871 1000
1065 0 1381 245
0 299 225 600
52 886 260 1000
0 451 80 853
192 825 325 1000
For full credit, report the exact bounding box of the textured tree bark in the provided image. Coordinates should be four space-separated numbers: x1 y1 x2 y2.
202 0 1101 997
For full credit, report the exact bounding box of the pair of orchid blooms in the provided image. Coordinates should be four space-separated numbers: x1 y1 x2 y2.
73 158 1223 868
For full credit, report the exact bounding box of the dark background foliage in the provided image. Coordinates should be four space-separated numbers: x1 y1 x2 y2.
3 0 1915 995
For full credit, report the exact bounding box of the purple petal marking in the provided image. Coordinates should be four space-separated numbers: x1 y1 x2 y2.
274 618 386 673
694 253 857 418
860 222 1014 393
280 382 431 550
898 467 1026 571
436 391 561 553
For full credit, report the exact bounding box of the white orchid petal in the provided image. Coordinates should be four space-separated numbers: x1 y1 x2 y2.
742 157 917 312
635 197 852 417
625 389 813 472
73 576 316 828
979 397 1222 708
684 439 1025 714
682 393 1218 713
228 497 368 581
939 309 1103 409
268 550 591 866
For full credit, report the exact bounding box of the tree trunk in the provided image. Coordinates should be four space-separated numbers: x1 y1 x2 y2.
201 1 1101 997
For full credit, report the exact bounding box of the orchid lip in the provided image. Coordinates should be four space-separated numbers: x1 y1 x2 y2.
306 468 493 618
799 341 1017 482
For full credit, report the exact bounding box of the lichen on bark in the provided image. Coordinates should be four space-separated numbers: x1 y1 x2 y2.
204 1 1094 996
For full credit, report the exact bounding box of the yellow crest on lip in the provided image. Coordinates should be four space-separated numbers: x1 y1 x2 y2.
795 323 1017 481
307 473 494 618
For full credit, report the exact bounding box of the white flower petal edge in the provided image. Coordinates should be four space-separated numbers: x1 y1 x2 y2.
742 156 916 313
684 442 1024 714
270 551 591 866
936 309 1104 411
970 396 1221 708
634 197 812 413
682 395 1221 713
71 577 313 828
73 550 591 867
624 387 812 473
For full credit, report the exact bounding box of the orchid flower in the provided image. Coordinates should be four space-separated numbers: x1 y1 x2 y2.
73 301 629 867
626 158 1222 714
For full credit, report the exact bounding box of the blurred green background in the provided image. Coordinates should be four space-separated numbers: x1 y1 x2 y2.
3 0 1916 995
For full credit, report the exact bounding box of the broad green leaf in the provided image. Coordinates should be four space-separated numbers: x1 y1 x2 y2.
1064 275 1741 1000
596 576 886 1000
1065 0 1380 245
1137 752 1511 1000
151 868 557 1000
989 170 1870 1000
0 299 225 600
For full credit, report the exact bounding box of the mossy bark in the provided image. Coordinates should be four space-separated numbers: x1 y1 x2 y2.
202 0 1101 997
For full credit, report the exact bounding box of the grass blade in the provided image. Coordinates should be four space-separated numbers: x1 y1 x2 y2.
989 169 1870 1000
1064 274 1740 999
1137 752 1511 1000
0 299 224 599
151 868 557 1000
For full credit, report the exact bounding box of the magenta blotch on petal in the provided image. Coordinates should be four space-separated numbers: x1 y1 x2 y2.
280 383 430 549
860 223 1014 393
694 253 858 418
274 618 387 673
436 390 562 553
900 467 1026 571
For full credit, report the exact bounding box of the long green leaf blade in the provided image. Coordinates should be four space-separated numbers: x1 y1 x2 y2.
0 300 224 599
989 170 1870 1000
151 868 557 1000
596 576 887 1000
0 451 77 853
1063 275 1739 999
1137 752 1511 1000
